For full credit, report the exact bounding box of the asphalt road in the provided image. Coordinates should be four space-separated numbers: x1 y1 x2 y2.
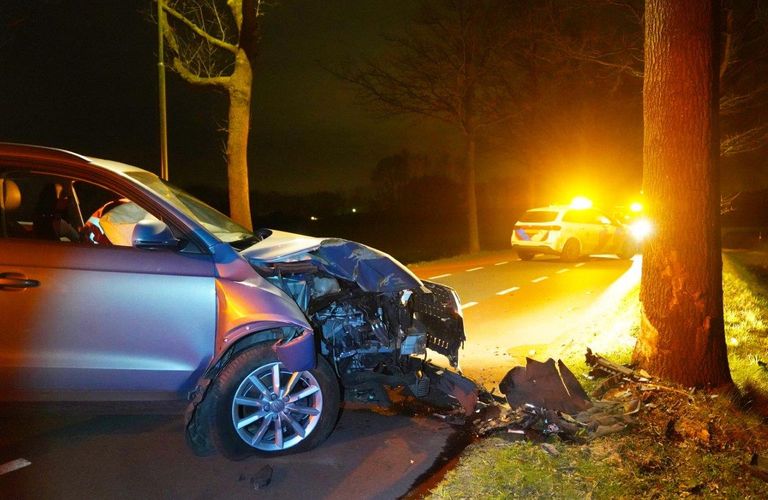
0 403 457 499
410 250 640 387
0 250 640 498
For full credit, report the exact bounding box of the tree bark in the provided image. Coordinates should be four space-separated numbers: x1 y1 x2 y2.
634 0 731 387
226 49 254 230
464 131 480 254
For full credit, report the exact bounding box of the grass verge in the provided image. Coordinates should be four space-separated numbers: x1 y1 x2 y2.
427 251 768 499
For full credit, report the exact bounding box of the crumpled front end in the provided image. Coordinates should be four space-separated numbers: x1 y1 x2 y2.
242 231 474 411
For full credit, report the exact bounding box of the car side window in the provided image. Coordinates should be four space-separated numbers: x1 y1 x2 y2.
596 214 612 225
74 180 160 247
1 172 156 248
565 209 612 225
1 172 83 242
562 210 586 223
584 209 612 225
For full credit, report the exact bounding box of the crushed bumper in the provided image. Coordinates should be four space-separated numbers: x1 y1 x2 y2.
411 281 465 367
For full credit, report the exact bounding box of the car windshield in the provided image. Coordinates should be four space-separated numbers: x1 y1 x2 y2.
519 210 558 223
126 171 256 245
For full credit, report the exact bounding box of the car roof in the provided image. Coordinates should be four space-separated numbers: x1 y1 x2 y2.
525 205 571 212
0 143 151 177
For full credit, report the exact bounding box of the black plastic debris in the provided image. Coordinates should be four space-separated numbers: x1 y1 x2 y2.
250 465 273 490
499 358 592 414
423 364 479 416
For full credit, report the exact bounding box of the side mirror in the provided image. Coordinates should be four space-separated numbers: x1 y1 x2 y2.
132 219 181 250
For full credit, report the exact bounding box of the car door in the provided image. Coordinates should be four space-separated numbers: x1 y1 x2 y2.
562 209 596 253
0 171 217 401
590 210 620 255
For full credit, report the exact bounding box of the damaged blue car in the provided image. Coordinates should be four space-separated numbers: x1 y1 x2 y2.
0 144 475 459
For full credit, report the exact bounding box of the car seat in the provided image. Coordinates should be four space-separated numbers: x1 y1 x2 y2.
1 178 26 237
32 182 79 241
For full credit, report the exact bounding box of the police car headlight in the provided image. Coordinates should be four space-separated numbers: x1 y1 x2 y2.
630 218 653 241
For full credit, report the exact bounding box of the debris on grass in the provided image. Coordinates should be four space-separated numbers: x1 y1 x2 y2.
429 349 768 498
484 355 637 444
426 252 768 498
499 358 591 414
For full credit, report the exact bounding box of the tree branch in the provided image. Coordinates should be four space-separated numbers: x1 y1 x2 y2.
163 2 237 54
173 57 232 88
720 125 768 157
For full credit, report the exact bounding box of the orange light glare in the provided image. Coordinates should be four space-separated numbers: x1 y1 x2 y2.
570 196 593 209
630 218 652 241
630 202 643 213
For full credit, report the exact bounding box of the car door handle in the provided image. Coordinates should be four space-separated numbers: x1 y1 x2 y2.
0 273 40 289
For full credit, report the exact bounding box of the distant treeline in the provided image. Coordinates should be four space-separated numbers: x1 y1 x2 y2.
186 173 532 263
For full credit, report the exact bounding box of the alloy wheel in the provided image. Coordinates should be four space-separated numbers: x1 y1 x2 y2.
231 362 323 451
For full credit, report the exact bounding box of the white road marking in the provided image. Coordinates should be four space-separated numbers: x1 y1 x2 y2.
556 268 569 274
0 458 31 476
532 276 549 284
575 262 586 267
461 301 479 310
466 267 484 272
428 273 451 280
496 286 520 296
494 261 509 266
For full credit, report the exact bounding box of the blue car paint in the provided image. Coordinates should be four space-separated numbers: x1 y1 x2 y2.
0 146 320 401
241 230 424 293
208 241 316 371
273 331 317 372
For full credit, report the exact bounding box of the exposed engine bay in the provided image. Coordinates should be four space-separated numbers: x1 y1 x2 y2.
244 234 476 412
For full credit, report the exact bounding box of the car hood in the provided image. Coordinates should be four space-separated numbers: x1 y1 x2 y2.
240 229 423 293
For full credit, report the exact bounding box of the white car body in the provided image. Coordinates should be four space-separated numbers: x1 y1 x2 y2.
511 206 635 261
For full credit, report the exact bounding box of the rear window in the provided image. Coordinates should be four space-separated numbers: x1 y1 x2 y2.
562 210 590 223
518 210 558 223
562 209 613 224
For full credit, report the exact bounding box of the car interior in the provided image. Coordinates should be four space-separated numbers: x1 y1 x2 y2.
1 172 132 246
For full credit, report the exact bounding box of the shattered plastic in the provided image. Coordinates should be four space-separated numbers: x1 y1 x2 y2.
500 358 592 414
471 355 635 443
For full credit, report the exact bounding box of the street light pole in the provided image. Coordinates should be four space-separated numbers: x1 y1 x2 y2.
157 0 169 181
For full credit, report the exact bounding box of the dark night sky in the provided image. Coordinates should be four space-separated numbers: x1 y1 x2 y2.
0 0 459 196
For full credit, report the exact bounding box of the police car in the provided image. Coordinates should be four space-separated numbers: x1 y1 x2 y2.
511 203 638 261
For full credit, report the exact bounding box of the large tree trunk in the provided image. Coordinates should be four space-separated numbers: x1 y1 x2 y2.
226 49 254 230
633 0 731 388
464 131 480 254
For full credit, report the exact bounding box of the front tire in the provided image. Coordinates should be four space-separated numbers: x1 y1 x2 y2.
617 241 637 260
207 344 340 460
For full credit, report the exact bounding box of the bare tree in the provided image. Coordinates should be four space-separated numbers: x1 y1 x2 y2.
634 0 732 388
370 150 415 212
718 1 768 157
340 0 525 254
546 0 768 160
159 0 264 229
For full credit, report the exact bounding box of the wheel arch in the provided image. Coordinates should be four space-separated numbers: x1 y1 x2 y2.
184 327 339 458
184 324 322 456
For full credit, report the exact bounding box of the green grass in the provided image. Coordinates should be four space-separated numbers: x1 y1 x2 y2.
428 251 768 499
723 251 768 394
